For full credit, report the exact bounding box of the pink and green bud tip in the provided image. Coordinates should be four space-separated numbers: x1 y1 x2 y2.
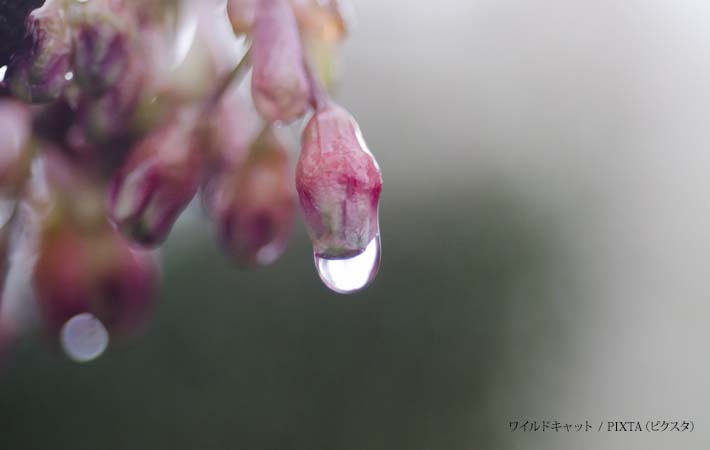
296 102 382 259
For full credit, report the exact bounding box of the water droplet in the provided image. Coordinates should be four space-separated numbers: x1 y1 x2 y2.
314 235 381 294
0 65 7 82
64 71 73 81
60 313 109 363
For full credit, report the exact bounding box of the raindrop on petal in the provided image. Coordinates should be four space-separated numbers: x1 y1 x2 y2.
314 234 380 294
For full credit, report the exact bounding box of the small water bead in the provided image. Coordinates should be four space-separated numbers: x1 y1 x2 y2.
60 313 109 363
314 235 380 294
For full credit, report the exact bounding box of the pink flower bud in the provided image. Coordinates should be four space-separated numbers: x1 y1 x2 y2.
296 103 382 258
6 0 72 103
34 221 158 338
251 0 310 123
108 111 201 247
0 100 31 192
205 127 295 266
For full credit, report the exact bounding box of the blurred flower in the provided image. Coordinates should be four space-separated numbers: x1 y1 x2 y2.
34 218 158 337
65 0 140 96
6 0 72 103
71 21 131 96
108 110 202 247
296 102 382 258
291 0 350 43
205 126 295 266
251 0 310 123
291 0 352 90
76 56 147 143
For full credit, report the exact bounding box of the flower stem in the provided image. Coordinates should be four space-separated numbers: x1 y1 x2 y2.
305 60 329 111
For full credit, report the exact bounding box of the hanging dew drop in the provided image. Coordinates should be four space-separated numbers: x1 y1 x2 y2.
60 313 109 363
314 235 381 294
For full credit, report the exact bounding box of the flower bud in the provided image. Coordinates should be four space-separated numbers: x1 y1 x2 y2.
296 103 382 258
251 0 310 123
67 0 137 95
34 220 158 338
108 110 201 247
206 127 295 266
6 0 72 103
0 100 31 192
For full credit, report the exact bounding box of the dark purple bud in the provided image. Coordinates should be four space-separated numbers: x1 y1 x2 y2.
108 111 202 247
251 0 310 123
296 102 382 258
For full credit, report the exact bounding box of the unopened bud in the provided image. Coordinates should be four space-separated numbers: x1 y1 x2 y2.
34 220 158 338
108 111 202 247
296 103 382 258
251 0 310 123
206 127 295 266
67 0 138 95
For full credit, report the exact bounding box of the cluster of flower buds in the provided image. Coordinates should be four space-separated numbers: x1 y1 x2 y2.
0 0 382 363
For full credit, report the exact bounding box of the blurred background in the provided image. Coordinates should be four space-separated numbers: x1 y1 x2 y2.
2 0 710 449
